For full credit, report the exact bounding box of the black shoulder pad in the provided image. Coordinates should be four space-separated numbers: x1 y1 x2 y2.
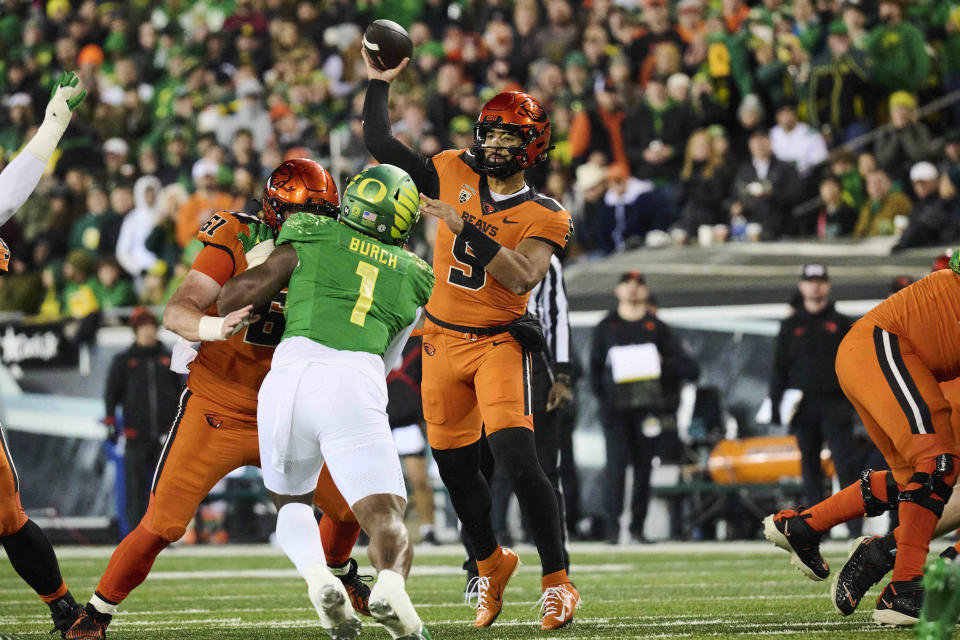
530 193 564 212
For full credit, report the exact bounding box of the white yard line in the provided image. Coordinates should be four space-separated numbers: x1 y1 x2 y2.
15 540 858 560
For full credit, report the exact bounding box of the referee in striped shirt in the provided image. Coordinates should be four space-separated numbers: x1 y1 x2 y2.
526 254 578 545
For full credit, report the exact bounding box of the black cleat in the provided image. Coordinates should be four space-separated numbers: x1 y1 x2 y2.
831 534 896 616
940 545 959 561
64 604 111 640
873 578 924 627
762 508 829 580
50 597 83 639
333 558 373 617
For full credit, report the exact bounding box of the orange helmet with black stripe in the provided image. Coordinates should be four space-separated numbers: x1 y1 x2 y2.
0 238 9 272
262 158 340 231
472 91 551 178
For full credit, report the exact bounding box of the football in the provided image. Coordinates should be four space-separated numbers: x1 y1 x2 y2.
363 19 413 71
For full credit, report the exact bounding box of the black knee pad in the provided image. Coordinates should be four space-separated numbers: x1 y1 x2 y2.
899 454 957 518
860 469 899 517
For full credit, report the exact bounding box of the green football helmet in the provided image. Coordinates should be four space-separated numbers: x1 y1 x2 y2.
339 164 420 246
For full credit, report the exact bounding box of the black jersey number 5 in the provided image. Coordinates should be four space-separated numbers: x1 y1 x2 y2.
448 236 486 290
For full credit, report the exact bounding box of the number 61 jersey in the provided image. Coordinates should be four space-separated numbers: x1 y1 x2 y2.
187 210 284 418
427 149 572 328
276 213 434 355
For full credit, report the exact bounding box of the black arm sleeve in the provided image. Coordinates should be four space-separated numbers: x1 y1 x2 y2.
362 80 440 198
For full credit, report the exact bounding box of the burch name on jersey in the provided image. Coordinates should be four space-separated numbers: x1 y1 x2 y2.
187 210 285 417
427 149 573 328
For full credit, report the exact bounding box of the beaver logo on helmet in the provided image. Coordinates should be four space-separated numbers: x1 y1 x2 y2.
517 100 547 123
262 158 339 232
472 91 552 179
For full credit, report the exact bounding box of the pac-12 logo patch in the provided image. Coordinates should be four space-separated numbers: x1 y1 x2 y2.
424 343 436 356
458 184 476 204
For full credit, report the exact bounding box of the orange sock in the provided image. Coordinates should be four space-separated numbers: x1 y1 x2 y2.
893 501 939 581
476 546 504 576
319 515 361 567
802 471 893 532
39 580 68 603
541 569 569 590
892 458 959 582
96 524 169 604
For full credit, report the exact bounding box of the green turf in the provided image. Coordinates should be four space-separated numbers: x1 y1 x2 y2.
0 542 945 639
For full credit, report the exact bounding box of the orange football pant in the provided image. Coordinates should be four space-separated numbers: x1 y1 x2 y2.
834 322 960 580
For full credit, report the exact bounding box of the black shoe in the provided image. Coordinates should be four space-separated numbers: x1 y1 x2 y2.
940 546 959 561
762 508 829 580
50 597 83 639
64 603 111 640
831 534 896 616
873 578 923 626
332 558 373 617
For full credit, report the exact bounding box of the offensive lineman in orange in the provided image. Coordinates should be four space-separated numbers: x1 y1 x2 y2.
362 55 580 629
763 252 960 626
67 160 369 639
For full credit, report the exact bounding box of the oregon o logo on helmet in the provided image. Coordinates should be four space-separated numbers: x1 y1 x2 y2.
356 177 387 203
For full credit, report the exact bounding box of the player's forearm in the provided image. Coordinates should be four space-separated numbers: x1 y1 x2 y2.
217 274 274 316
0 149 46 226
486 248 542 295
162 301 210 342
362 80 440 197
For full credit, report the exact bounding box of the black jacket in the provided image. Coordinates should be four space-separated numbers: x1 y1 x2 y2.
622 102 695 182
589 310 700 412
729 156 802 239
770 302 852 417
105 343 183 442
892 196 958 252
807 50 872 137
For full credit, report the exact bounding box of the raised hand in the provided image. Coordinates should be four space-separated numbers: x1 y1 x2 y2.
361 48 410 84
46 71 86 128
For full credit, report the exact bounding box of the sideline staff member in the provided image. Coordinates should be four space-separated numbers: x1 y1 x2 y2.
770 264 858 529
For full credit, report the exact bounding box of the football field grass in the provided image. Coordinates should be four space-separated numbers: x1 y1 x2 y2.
0 541 939 639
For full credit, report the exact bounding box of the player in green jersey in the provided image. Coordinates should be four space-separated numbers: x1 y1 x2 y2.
218 164 433 640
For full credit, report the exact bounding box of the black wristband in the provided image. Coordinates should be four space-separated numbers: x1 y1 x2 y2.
458 221 502 267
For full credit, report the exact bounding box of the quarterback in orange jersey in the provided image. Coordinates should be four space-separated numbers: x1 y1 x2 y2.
0 71 87 637
66 160 368 640
363 53 579 630
763 253 960 627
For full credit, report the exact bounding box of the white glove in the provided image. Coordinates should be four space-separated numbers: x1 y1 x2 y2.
170 338 200 374
24 71 86 163
245 238 275 269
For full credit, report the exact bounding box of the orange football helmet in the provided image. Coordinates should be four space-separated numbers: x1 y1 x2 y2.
473 91 551 178
262 158 339 231
0 237 9 272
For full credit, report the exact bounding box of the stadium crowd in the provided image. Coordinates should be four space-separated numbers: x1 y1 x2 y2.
1 0 960 318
